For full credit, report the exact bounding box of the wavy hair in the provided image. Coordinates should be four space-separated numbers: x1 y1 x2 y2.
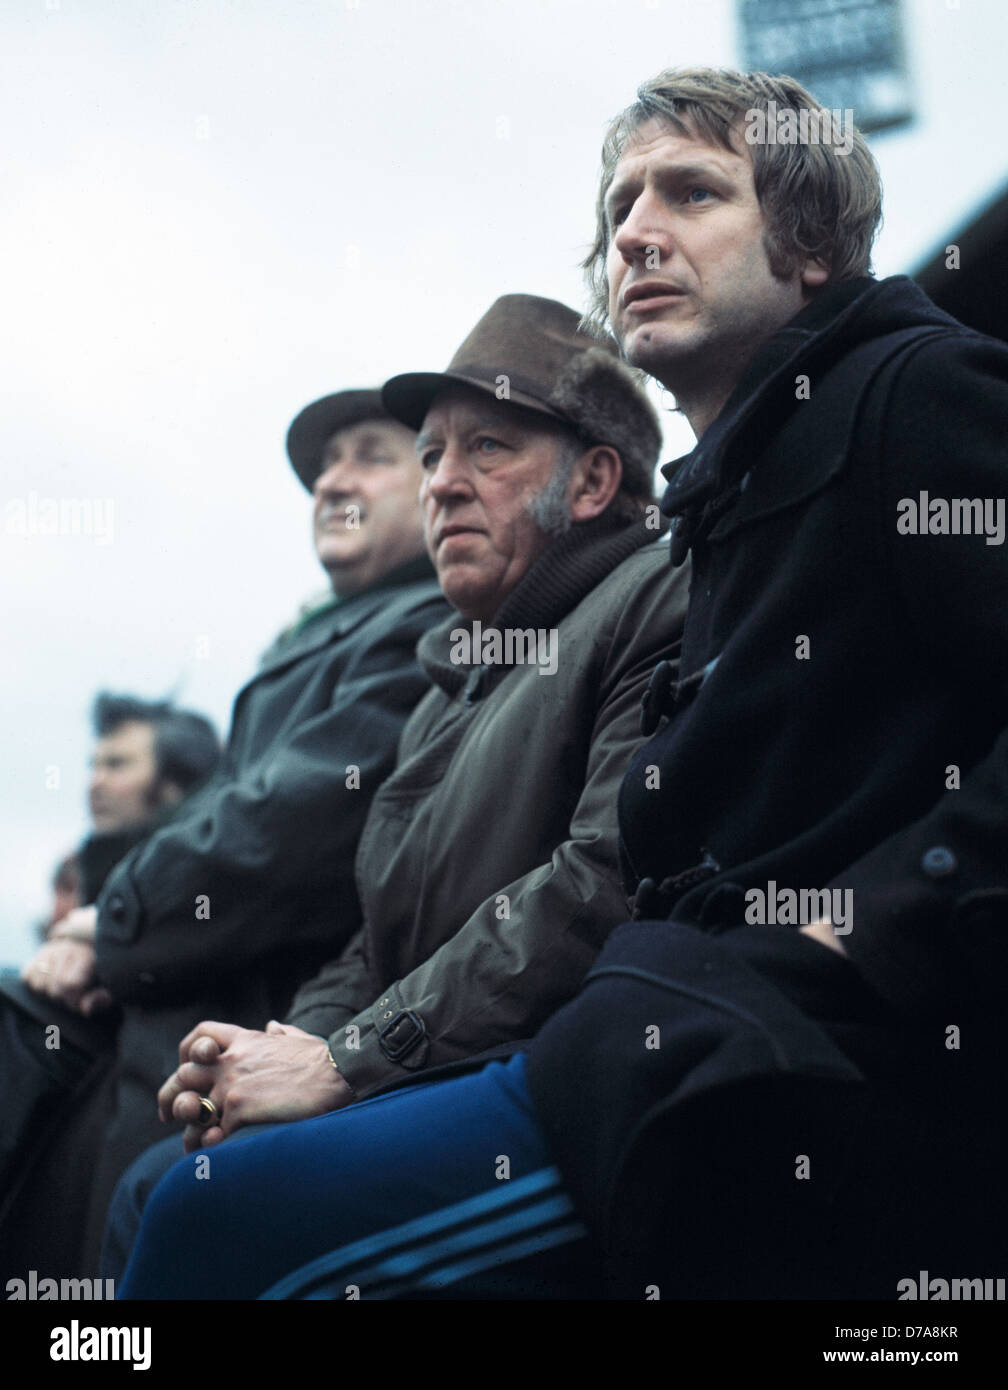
583 67 882 337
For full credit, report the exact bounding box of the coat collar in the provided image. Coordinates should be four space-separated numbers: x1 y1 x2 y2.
256 555 437 679
417 513 656 697
659 276 885 521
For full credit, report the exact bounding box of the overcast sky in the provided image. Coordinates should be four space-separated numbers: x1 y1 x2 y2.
2 0 1006 961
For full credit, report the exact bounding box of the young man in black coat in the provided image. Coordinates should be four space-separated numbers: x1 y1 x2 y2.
525 65 1008 1299
113 68 1008 1302
0 389 447 1281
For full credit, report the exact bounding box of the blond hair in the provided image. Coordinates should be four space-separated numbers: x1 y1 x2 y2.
583 67 882 336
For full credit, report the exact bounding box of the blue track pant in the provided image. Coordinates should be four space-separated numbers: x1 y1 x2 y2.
116 1054 596 1299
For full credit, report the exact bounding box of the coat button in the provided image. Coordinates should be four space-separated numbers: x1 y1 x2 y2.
922 846 957 878
640 661 676 737
107 894 127 924
630 877 660 921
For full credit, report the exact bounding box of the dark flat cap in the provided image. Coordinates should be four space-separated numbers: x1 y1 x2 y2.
286 388 394 492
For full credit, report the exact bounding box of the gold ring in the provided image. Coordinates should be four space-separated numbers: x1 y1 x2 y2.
197 1096 220 1126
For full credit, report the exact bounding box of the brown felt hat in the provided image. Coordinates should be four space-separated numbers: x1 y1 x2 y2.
286 388 402 492
381 294 661 499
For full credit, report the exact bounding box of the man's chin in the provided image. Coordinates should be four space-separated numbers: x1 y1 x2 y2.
91 816 123 835
316 537 366 571
624 327 710 398
436 569 493 620
623 322 685 367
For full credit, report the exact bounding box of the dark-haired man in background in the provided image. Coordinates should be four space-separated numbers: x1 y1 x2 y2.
1 690 219 1273
25 693 220 1002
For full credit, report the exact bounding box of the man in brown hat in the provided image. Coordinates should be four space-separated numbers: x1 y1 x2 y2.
2 389 446 1283
103 295 691 1282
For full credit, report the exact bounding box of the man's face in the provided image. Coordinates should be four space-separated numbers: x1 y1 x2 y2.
417 387 569 622
605 117 825 401
312 419 426 594
88 721 163 833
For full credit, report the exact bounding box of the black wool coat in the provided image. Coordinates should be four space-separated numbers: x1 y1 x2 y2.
525 276 1008 1298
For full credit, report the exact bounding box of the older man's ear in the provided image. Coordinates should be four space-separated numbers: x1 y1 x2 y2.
568 445 623 523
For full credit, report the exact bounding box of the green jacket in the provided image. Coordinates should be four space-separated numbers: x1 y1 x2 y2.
286 516 690 1098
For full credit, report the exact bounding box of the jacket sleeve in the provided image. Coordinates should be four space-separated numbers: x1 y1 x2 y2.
283 927 373 1039
325 559 690 1099
825 334 1008 1018
94 595 442 1004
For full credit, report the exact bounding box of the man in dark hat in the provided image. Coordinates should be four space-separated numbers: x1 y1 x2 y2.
103 295 690 1289
287 388 434 597
1 389 446 1282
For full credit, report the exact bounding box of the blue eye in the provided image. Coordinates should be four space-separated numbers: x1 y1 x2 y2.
688 187 712 203
419 450 442 471
477 437 501 454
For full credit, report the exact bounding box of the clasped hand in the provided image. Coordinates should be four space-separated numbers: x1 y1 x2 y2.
158 1019 353 1152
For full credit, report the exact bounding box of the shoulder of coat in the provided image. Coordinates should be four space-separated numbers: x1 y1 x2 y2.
594 534 678 599
567 535 687 644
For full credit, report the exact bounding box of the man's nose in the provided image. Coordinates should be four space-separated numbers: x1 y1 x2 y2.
315 458 356 497
613 191 669 264
425 443 474 501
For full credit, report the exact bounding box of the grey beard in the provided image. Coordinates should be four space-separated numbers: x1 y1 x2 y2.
526 456 575 538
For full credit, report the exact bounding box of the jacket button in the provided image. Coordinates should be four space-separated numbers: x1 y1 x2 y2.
630 877 659 921
922 846 957 878
640 661 676 737
107 894 127 924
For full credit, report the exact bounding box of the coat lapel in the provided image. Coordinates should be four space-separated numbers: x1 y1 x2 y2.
253 588 390 682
